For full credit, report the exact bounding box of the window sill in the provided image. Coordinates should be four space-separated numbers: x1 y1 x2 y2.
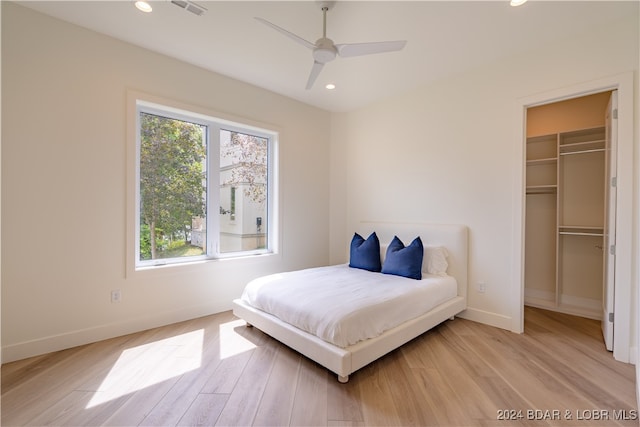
129 251 278 278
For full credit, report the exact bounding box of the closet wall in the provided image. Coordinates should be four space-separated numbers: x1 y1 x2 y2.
524 91 611 319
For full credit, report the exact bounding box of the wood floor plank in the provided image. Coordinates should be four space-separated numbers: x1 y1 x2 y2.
24 390 94 426
100 376 181 426
531 333 635 406
437 321 499 378
200 349 252 395
1 308 636 427
290 357 329 426
1 331 146 426
356 361 403 426
137 316 228 426
326 368 364 424
252 345 301 426
401 333 439 369
25 390 130 427
484 319 634 414
526 306 602 340
105 313 231 426
514 330 634 412
1 349 75 394
200 320 262 394
327 421 366 427
427 328 499 421
380 349 439 426
461 334 592 412
214 341 278 426
410 367 475 426
177 393 229 427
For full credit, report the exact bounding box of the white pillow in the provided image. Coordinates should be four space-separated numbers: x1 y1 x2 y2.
423 246 449 276
381 243 449 276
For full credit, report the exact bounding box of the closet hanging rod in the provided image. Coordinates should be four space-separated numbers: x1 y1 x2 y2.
526 189 557 195
559 148 605 156
559 231 604 237
560 139 605 148
526 157 557 165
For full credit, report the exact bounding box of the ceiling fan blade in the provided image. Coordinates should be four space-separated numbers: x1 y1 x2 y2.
255 17 316 50
305 61 324 90
336 40 407 58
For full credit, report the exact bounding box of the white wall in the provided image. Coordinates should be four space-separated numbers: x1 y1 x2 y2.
1 3 331 362
329 13 638 335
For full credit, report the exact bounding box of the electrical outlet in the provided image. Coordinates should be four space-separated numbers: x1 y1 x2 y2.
478 282 486 293
111 290 122 303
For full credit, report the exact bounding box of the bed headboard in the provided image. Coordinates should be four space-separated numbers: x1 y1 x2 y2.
355 222 468 300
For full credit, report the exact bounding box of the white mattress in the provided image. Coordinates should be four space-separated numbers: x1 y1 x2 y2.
240 264 458 348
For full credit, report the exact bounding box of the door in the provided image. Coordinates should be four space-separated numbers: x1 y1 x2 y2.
602 90 617 351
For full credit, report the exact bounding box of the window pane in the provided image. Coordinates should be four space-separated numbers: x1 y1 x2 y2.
219 129 268 253
139 112 207 261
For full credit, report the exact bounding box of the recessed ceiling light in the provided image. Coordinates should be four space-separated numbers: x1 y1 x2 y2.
325 83 336 90
135 1 153 13
510 0 528 6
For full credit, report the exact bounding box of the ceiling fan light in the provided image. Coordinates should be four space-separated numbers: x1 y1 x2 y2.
510 0 528 6
135 1 153 13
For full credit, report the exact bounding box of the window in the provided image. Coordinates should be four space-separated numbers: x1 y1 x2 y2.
135 100 277 267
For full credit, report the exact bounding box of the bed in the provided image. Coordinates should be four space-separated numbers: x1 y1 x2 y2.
232 222 468 383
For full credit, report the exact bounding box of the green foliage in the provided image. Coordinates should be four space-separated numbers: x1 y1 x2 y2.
163 240 204 258
139 112 206 260
166 239 187 251
140 224 151 260
140 224 169 260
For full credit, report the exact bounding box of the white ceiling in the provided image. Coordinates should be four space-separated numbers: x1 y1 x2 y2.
18 1 637 112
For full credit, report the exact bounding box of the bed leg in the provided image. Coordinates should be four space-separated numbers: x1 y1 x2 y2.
245 322 253 328
338 375 349 383
449 316 455 321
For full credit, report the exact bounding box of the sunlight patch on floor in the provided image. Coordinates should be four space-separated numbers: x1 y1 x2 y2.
220 319 257 359
86 329 204 408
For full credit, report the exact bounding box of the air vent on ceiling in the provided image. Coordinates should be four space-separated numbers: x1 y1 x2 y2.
171 0 207 16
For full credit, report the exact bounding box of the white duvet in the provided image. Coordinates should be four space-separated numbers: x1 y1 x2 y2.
240 264 458 348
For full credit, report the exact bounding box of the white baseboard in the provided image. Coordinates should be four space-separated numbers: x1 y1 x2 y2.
2 302 232 364
524 289 601 320
559 294 601 311
457 307 513 331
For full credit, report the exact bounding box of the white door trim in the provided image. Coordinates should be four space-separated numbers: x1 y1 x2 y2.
512 71 634 364
602 90 618 352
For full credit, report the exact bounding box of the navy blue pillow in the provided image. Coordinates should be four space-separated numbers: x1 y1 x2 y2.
382 236 424 280
349 232 382 272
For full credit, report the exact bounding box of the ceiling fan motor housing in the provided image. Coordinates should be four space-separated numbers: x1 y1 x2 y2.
313 37 337 63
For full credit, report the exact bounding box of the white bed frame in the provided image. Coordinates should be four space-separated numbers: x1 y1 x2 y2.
232 222 468 383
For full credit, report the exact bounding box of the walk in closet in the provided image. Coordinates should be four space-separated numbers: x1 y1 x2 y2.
524 91 614 321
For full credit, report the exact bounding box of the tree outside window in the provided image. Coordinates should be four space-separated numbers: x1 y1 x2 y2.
139 112 206 261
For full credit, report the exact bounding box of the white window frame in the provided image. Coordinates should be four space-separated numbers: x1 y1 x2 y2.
131 96 278 270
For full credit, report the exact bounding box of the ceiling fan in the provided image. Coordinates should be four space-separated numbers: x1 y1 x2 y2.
255 1 407 90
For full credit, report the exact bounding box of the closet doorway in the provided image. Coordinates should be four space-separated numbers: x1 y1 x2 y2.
523 91 617 350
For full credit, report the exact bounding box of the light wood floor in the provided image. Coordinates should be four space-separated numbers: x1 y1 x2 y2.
2 306 636 426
